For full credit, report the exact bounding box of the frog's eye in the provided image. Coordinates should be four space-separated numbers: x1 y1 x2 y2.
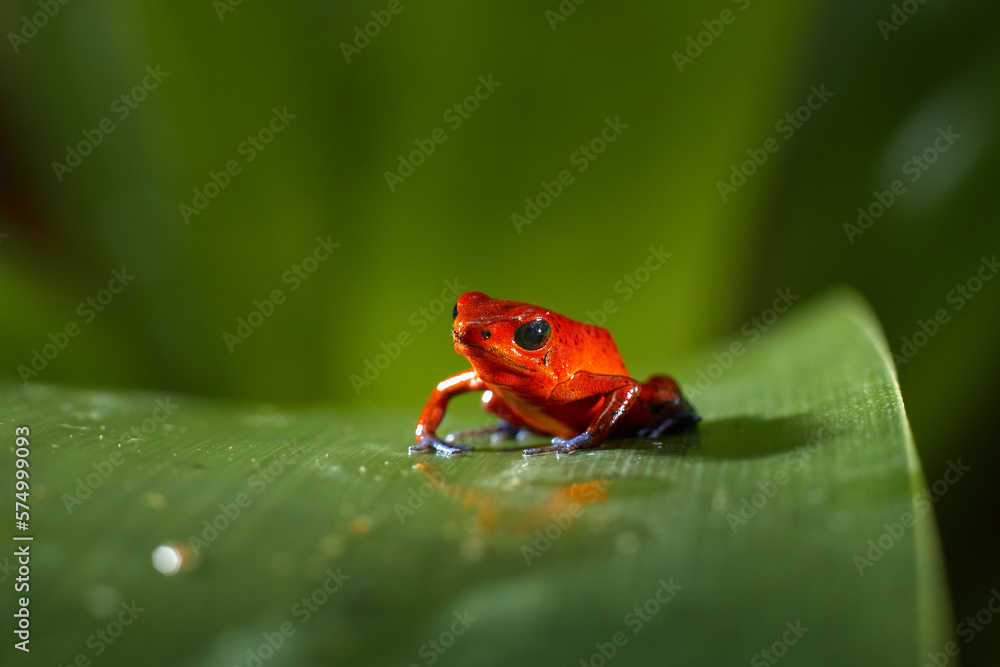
452 304 458 321
513 319 551 351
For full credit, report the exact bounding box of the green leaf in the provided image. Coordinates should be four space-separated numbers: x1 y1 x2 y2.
1 290 951 666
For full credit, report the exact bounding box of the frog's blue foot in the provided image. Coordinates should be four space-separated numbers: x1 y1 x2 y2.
643 402 700 440
522 432 596 456
410 436 474 456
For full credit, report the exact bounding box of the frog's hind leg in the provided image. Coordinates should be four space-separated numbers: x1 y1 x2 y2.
637 375 701 439
444 420 528 443
641 403 700 439
445 389 537 444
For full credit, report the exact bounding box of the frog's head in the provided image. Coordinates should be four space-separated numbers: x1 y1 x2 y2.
451 291 561 385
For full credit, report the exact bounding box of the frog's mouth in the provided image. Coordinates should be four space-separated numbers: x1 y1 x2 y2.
453 338 490 358
453 330 480 349
454 338 535 375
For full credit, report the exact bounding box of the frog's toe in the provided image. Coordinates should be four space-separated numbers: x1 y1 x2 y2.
554 433 596 454
522 443 561 456
410 436 472 456
523 433 596 456
522 436 568 455
409 439 433 453
432 442 470 455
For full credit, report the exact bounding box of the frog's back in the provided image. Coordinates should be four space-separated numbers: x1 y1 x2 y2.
554 315 630 377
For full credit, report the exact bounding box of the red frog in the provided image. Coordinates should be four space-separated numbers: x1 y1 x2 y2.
412 292 699 456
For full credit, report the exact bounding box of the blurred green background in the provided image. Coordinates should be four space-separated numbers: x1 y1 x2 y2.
0 0 998 663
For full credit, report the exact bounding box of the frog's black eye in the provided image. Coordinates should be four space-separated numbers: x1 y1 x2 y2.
452 304 458 321
513 319 551 351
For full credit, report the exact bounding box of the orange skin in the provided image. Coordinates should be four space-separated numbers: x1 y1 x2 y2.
412 292 699 456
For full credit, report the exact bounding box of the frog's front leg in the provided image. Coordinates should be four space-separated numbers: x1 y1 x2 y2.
522 374 641 456
412 370 484 456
